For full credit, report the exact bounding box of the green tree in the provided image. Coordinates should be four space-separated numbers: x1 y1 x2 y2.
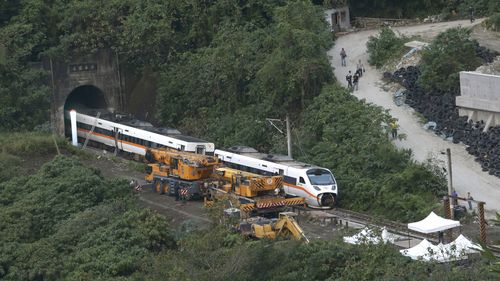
366 27 407 68
418 27 482 93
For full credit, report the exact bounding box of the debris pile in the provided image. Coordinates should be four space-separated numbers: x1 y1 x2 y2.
475 56 500 75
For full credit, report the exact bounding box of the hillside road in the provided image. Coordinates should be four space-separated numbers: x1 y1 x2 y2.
328 19 500 218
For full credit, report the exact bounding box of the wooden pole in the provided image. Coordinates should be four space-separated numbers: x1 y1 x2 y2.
478 202 487 244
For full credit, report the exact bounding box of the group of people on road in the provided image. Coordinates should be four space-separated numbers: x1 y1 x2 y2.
341 48 365 92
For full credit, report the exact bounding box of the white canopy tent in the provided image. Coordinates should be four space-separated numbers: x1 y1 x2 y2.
400 239 439 261
400 235 483 262
407 212 460 233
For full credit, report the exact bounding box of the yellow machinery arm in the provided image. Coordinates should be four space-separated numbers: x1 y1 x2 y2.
250 212 309 243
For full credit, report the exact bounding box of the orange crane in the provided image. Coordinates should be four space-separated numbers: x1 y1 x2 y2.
144 147 219 199
209 167 305 217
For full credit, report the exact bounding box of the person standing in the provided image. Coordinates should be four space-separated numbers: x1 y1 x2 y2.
467 192 474 210
390 119 399 139
451 190 458 206
340 48 347 67
469 6 475 23
353 72 359 91
356 60 364 77
346 71 353 89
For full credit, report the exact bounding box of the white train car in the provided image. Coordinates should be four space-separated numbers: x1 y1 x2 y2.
215 146 337 208
67 111 215 155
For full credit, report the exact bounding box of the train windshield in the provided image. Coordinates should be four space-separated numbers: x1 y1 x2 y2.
307 169 335 185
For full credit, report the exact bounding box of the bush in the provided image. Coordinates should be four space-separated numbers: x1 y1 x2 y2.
485 13 500 31
418 27 482 93
366 27 407 69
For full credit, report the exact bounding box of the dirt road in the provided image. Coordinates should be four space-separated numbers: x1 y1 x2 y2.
328 19 500 218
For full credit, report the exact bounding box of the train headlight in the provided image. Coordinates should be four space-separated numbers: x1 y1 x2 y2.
313 185 321 191
331 185 337 191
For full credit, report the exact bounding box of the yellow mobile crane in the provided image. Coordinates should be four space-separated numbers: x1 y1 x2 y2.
209 167 305 217
144 147 219 199
144 147 308 242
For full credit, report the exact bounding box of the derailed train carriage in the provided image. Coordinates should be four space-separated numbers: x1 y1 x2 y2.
64 110 214 156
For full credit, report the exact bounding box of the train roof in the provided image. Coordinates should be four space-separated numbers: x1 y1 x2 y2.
76 110 211 144
224 146 317 169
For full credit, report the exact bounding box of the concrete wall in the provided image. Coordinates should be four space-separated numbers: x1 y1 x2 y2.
456 71 500 130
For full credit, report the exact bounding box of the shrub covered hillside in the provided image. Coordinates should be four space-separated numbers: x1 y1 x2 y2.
0 156 176 280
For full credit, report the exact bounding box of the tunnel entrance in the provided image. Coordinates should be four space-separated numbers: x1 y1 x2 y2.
64 85 107 111
64 85 108 138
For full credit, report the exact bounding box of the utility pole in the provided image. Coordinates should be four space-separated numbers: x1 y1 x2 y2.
266 115 293 158
286 115 292 158
446 148 454 219
446 148 453 195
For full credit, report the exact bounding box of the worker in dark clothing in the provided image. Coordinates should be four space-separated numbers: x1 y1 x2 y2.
346 71 353 89
340 48 347 67
469 6 475 23
451 190 458 205
353 72 359 91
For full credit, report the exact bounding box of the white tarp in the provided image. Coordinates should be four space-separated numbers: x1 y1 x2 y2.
400 239 439 261
343 227 395 245
401 235 483 262
408 212 460 234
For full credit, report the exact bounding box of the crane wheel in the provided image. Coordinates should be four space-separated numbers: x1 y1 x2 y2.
162 182 170 194
155 181 164 194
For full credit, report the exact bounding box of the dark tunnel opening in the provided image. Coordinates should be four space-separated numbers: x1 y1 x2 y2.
64 85 107 112
64 85 107 138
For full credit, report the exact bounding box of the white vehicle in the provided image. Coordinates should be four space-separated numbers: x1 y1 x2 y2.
66 111 215 155
215 146 337 208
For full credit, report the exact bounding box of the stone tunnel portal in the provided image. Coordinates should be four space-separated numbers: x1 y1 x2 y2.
63 85 108 137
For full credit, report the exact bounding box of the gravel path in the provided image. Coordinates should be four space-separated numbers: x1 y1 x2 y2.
328 19 500 218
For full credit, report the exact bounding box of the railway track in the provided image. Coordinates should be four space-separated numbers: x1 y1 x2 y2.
295 206 500 256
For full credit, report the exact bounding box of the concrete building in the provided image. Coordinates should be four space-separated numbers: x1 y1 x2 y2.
324 0 351 32
456 71 500 132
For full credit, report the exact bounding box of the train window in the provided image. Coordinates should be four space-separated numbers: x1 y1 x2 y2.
284 176 296 185
262 164 267 168
196 146 205 154
278 169 284 175
180 145 185 151
299 177 305 184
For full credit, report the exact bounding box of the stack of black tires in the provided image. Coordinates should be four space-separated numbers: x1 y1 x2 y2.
389 48 500 177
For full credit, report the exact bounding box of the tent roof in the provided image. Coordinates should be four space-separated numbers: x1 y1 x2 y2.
400 235 482 263
400 239 438 261
408 212 460 233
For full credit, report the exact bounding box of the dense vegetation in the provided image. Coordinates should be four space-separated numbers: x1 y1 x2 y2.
366 27 408 69
485 13 500 31
418 27 483 92
0 150 496 280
